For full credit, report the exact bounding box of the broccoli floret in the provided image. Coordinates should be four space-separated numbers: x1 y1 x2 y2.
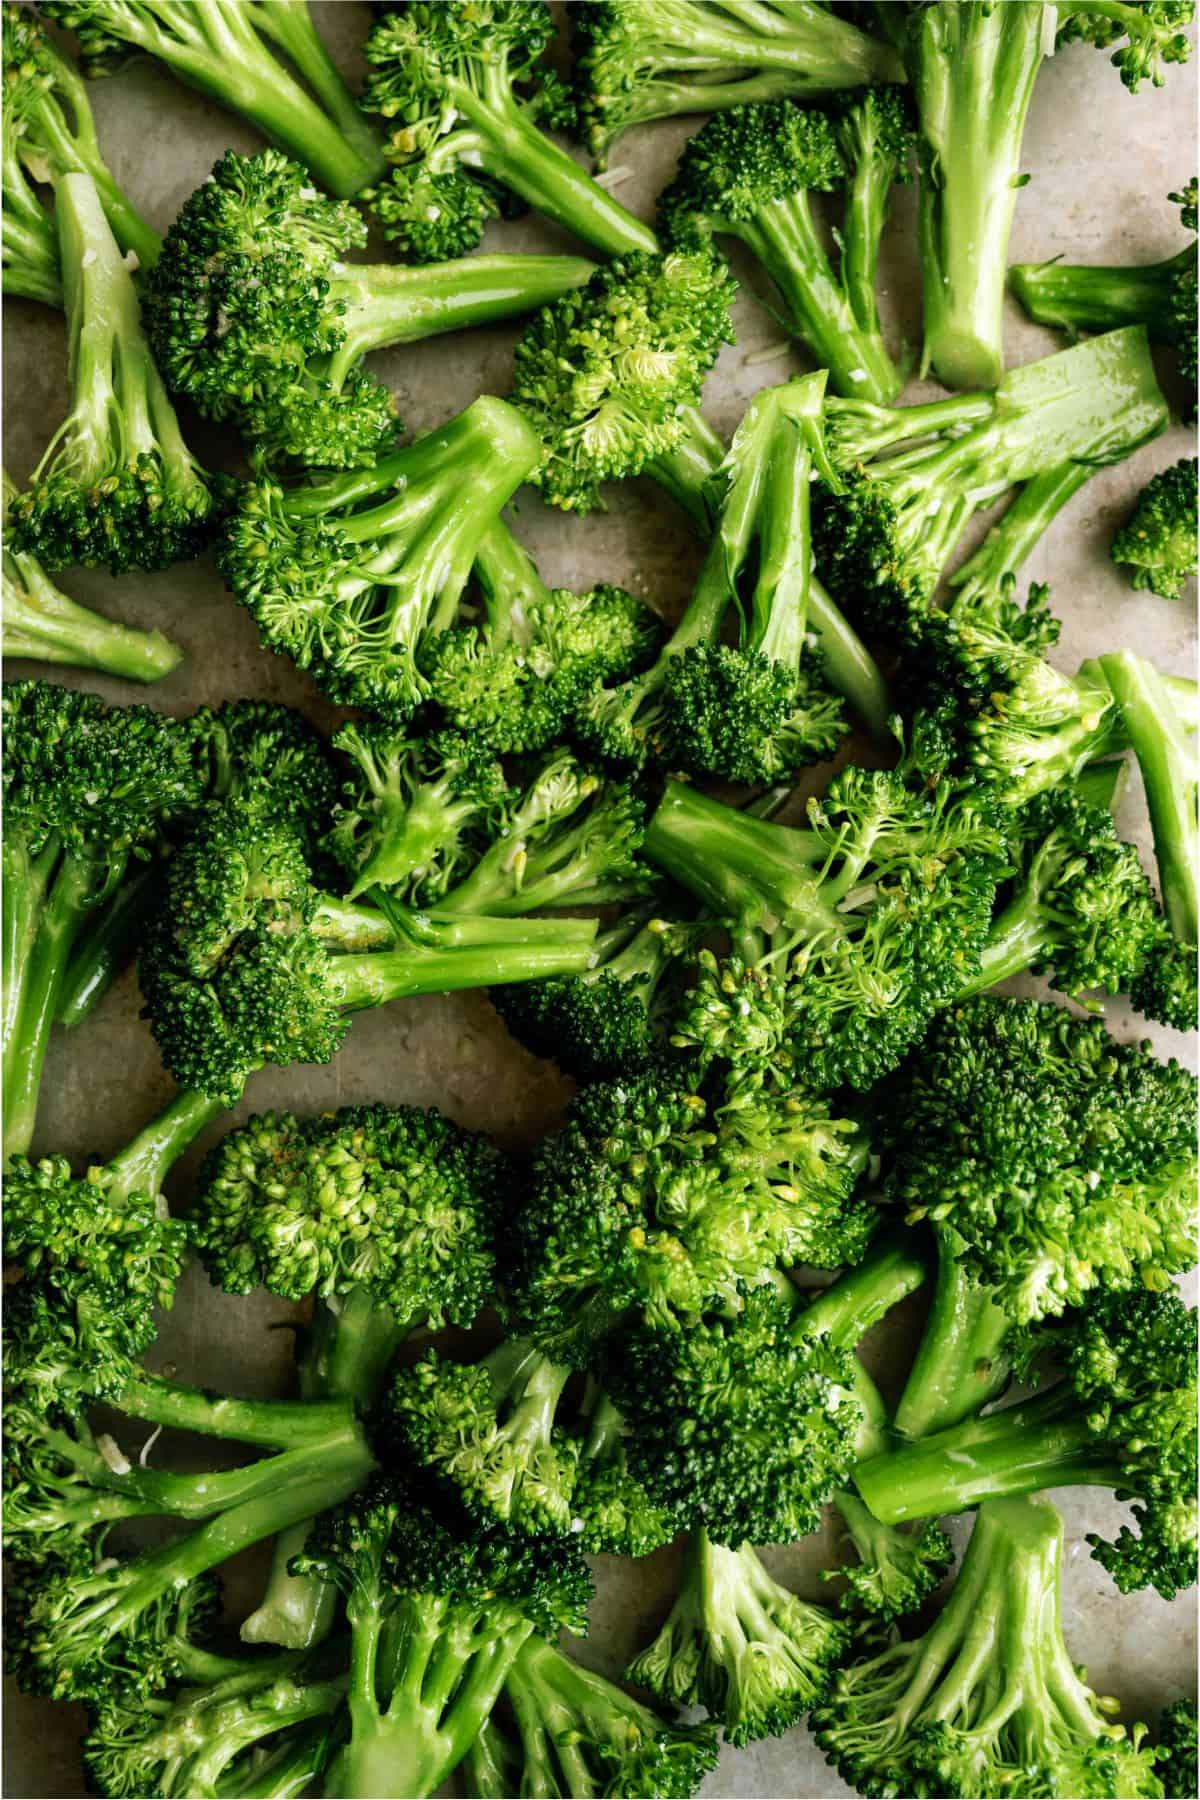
2 109 60 308
358 1 657 261
1 680 203 1155
827 1489 954 1625
7 172 223 573
573 0 904 166
896 2 1192 390
143 148 593 468
467 1634 719 1799
1156 1698 1199 1799
509 246 736 515
628 1530 850 1747
138 797 600 1101
645 767 1008 1094
813 1495 1164 1797
40 0 387 199
216 397 543 712
2 471 182 680
658 92 912 404
421 517 664 754
290 1472 592 1799
856 1287 1198 1601
1113 458 1198 599
506 1066 873 1365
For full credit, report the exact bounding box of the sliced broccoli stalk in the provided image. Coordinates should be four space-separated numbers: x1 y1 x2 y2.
891 1228 1013 1443
2 474 182 681
1112 457 1198 599
40 0 387 199
359 2 657 261
574 0 905 165
812 1494 1164 1796
217 397 543 713
9 173 222 575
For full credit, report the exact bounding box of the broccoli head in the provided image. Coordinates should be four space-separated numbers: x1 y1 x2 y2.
1156 1698 1198 1799
1113 457 1198 599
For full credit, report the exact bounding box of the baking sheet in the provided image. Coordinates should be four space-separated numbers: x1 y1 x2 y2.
2 6 1196 1795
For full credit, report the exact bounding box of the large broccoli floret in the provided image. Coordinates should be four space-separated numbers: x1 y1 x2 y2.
1 679 202 1156
40 0 387 199
8 172 223 573
813 1495 1164 1797
216 397 544 713
645 767 1008 1094
421 517 664 754
358 0 657 262
466 1634 719 1800
855 1287 1198 1602
896 1 1192 389
506 1065 874 1365
508 246 736 515
627 1530 850 1748
1112 458 1198 599
1156 1698 1199 1799
658 92 913 404
143 148 593 468
2 5 160 278
573 0 904 166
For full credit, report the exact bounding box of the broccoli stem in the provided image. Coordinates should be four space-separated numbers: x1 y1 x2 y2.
2 543 182 679
644 408 728 531
56 860 160 1027
115 1371 365 1453
473 518 557 645
839 109 900 367
100 1084 227 1203
248 0 386 189
323 255 597 388
231 1718 337 1800
326 915 599 1010
2 143 64 306
853 1387 1123 1524
948 461 1097 613
907 1 1050 388
1100 651 1198 948
892 1232 1012 1441
793 1234 930 1363
1009 250 1189 337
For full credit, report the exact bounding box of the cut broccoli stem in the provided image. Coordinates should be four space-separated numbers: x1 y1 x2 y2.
55 859 158 1028
248 0 386 187
1 546 182 680
113 1370 367 1453
326 913 601 1011
892 1230 1012 1441
794 1233 930 1363
1101 651 1198 951
906 2 1049 389
948 461 1097 614
1010 248 1193 336
644 406 728 530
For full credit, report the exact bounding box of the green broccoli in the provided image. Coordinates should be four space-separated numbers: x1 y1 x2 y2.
1112 458 1198 599
854 1287 1198 1602
1156 1698 1199 1799
658 91 914 404
142 148 594 468
7 172 224 573
812 1495 1164 1797
358 0 658 261
573 0 905 166
216 396 544 713
39 0 387 199
887 1228 1015 1446
2 100 61 307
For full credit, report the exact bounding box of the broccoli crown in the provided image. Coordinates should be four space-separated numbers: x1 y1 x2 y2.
570 1390 680 1556
192 1103 504 1325
1130 937 1200 1032
1112 457 1198 599
605 1281 861 1546
812 1494 1163 1799
1056 0 1194 90
510 248 737 514
656 643 848 785
191 697 338 847
658 100 846 249
834 80 917 172
1156 1698 1198 1799
142 148 398 468
879 996 1198 1323
506 1068 874 1364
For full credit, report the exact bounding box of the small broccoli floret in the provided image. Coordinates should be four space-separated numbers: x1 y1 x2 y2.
509 246 736 515
421 518 664 754
855 1287 1198 1602
40 0 387 199
569 1383 680 1557
828 1490 954 1624
2 5 160 281
813 1495 1163 1797
1156 1698 1199 1799
358 1 656 261
143 148 592 468
8 172 223 574
506 1066 873 1365
573 0 904 165
658 94 911 404
1056 4 1195 91
1113 458 1198 599
646 768 1008 1095
216 397 543 713
628 1529 850 1747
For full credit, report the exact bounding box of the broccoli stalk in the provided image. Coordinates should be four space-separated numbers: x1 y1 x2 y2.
2 473 182 681
3 122 61 306
359 2 658 262
854 1287 1197 1602
1112 458 1198 599
217 396 544 712
574 0 905 165
8 173 221 574
890 1228 1013 1443
812 1495 1163 1797
40 0 387 200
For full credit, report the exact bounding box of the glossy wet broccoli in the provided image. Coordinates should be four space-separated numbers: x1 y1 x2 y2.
1112 458 1198 599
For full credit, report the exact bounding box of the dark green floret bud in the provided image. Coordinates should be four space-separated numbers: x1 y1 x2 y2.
1112 457 1198 599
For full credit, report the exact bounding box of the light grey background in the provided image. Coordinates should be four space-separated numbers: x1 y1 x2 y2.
3 6 1196 1796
